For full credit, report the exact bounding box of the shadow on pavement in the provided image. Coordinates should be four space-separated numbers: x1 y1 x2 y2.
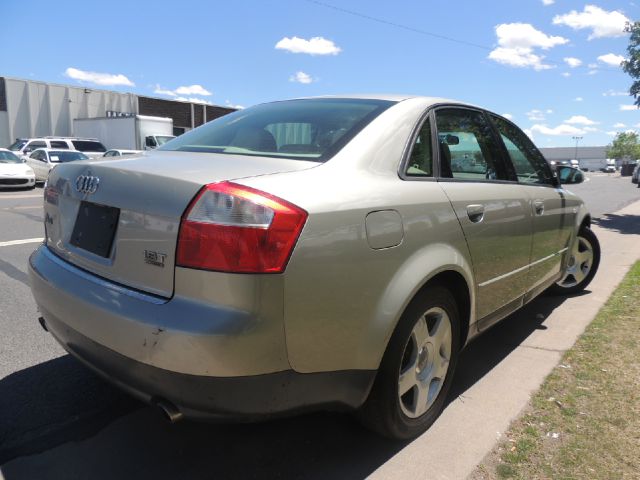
1 293 572 479
593 213 640 235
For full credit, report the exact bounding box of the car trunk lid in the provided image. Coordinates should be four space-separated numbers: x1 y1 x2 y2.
43 151 317 297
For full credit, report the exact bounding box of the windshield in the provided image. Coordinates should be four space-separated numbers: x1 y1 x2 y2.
49 151 89 163
159 98 395 162
155 136 175 146
0 150 21 163
8 140 27 151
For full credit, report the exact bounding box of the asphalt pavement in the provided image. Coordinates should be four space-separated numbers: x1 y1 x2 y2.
0 174 639 480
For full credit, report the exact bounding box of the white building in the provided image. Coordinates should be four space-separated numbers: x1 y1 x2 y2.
0 76 235 148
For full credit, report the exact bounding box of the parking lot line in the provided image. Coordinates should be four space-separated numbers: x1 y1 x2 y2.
1 206 42 211
0 238 44 247
0 194 43 200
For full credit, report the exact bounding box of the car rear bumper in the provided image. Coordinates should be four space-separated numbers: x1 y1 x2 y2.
28 245 374 418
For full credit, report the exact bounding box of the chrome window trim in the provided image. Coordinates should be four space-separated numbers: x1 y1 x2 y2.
478 247 569 288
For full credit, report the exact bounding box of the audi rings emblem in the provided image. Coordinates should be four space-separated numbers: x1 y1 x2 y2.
75 175 100 194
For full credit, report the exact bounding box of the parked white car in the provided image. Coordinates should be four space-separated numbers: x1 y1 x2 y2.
0 148 36 189
102 149 143 157
9 137 107 159
24 148 89 182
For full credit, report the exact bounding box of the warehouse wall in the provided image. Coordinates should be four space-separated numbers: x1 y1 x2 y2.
0 77 236 148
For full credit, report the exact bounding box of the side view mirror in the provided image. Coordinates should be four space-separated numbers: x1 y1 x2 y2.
556 165 584 185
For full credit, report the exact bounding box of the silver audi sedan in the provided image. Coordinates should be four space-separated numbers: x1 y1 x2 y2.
29 95 599 439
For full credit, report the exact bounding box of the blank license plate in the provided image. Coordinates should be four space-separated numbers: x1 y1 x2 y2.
70 201 120 258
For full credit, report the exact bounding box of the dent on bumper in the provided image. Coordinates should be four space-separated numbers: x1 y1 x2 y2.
28 245 289 377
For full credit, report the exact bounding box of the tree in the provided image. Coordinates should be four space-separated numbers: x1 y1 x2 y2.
622 22 640 106
606 131 640 161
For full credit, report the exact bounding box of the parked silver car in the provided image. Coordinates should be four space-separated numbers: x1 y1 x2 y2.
28 96 599 439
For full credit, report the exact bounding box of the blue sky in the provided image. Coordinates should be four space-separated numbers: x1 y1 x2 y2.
0 0 637 147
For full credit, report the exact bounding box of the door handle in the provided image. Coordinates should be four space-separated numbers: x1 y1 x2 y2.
533 200 545 215
466 204 485 223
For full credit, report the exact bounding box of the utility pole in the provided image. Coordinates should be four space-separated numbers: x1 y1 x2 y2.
572 136 583 161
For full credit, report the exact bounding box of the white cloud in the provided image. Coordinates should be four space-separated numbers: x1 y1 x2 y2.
542 0 555 5
502 113 514 120
524 128 534 139
546 109 554 114
620 104 638 111
289 71 314 84
175 96 212 105
613 122 626 128
562 72 571 77
606 131 618 136
564 57 583 68
225 100 245 110
174 85 212 96
489 48 553 70
603 89 628 96
588 70 599 75
597 53 625 67
488 23 567 70
565 115 598 125
527 109 547 121
65 67 134 87
275 36 341 55
584 127 599 132
575 97 584 102
153 84 177 97
552 5 630 39
494 23 568 49
154 84 212 98
530 124 587 136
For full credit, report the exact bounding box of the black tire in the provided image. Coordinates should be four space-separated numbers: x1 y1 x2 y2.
357 285 461 440
548 226 600 296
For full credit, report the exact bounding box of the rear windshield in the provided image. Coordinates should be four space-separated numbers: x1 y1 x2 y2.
159 98 395 162
71 140 107 152
49 151 89 163
0 150 21 162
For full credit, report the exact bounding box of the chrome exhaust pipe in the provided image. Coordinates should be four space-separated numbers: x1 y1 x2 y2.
152 397 183 423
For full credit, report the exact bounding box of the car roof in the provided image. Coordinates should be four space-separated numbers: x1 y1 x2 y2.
289 94 478 108
31 148 83 153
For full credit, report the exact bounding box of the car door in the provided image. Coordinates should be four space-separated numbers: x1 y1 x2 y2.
433 107 534 327
26 151 43 180
489 114 575 296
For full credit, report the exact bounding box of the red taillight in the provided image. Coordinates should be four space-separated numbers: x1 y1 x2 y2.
176 182 308 273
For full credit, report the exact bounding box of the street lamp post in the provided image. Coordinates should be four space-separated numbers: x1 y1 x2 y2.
572 136 583 162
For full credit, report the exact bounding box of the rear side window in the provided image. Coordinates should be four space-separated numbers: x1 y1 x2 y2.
72 141 106 152
49 141 69 149
159 98 395 162
435 108 509 181
405 117 433 177
490 115 554 185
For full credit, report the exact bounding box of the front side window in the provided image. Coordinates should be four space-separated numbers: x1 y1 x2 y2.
26 141 46 153
49 141 69 149
405 117 433 177
71 141 106 152
491 115 554 185
435 109 509 181
159 98 395 162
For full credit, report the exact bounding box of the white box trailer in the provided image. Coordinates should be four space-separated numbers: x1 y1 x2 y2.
73 115 175 150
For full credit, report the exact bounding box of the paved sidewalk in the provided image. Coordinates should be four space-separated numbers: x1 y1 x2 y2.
371 200 640 479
